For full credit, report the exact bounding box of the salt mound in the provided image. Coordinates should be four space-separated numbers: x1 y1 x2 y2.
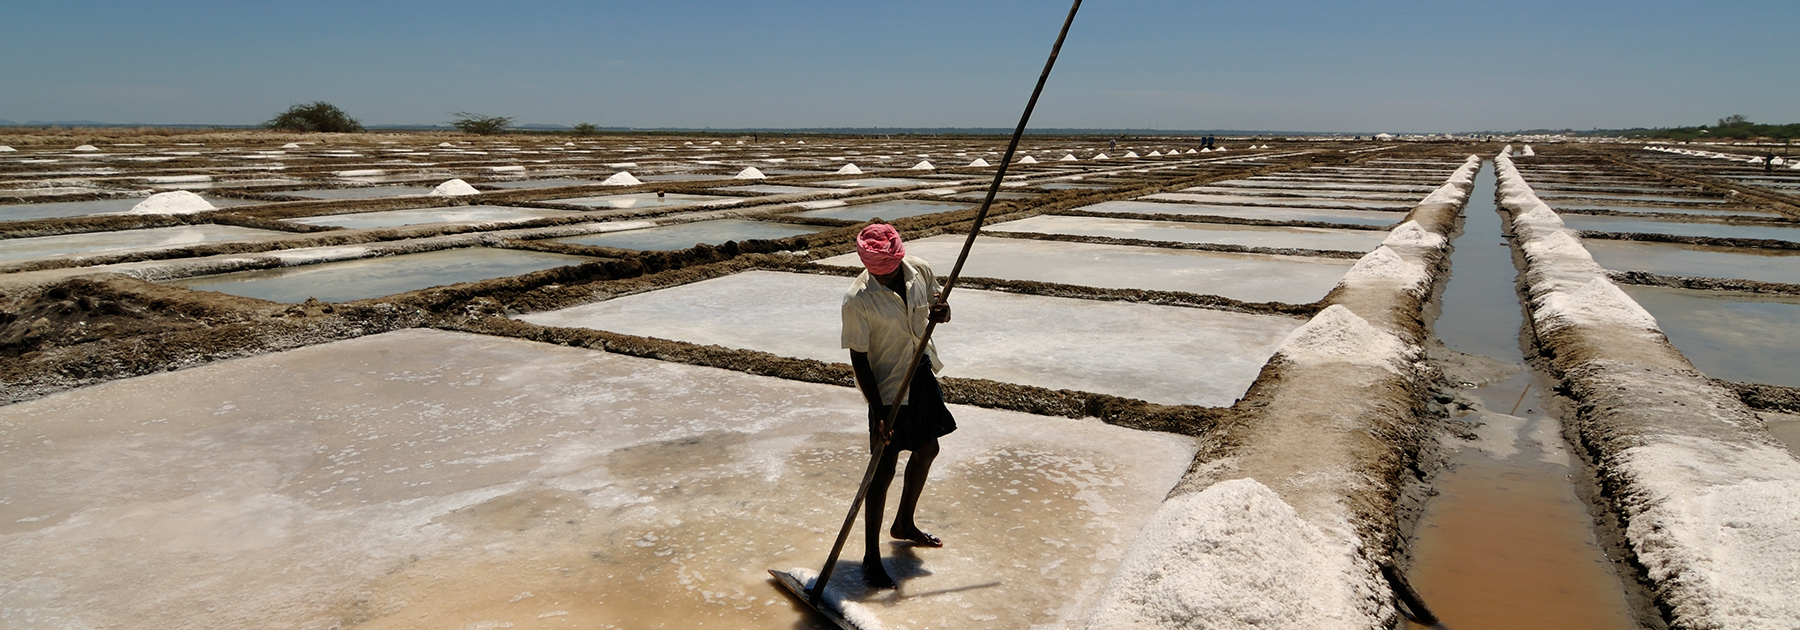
1018 155 1039 164
282 143 302 149
710 141 722 145
1200 147 1212 153
1521 145 1535 157
428 179 480 196
1538 276 1659 333
600 171 642 186
734 167 766 180
1185 149 1198 154
1093 153 1111 160
910 160 934 170
1382 221 1446 249
1085 478 1373 630
1419 183 1466 206
125 190 216 215
683 141 693 146
797 140 805 144
1339 245 1428 293
1215 147 1228 152
834 163 863 175
1276 304 1410 372
1059 154 1078 161
780 568 889 630
73 145 99 152
1148 151 1162 157
437 142 454 148
967 158 990 167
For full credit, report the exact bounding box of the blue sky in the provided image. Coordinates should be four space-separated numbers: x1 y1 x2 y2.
2 0 1795 132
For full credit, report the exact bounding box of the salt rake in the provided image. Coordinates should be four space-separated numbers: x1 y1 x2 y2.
768 1 1084 627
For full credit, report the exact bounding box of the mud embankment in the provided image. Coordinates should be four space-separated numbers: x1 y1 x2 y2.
1494 152 1800 630
1083 156 1483 630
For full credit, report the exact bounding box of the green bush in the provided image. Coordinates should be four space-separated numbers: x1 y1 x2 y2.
571 122 598 136
451 112 513 135
265 102 363 133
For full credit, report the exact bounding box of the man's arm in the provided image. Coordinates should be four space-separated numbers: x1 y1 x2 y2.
851 350 891 452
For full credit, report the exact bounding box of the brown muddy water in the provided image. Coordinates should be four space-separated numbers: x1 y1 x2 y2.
1409 161 1641 629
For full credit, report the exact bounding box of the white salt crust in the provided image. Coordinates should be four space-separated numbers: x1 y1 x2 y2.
1381 221 1447 250
1274 304 1410 374
124 190 215 215
1083 479 1375 630
428 179 480 197
1338 246 1428 295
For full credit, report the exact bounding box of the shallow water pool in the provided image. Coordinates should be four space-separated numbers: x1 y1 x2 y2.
0 225 285 263
547 192 738 210
169 247 595 303
1583 239 1800 285
1618 284 1800 387
283 205 579 229
1079 199 1406 227
792 199 970 222
985 214 1386 252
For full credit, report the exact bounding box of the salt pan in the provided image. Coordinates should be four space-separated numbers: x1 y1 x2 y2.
428 179 481 197
124 190 216 215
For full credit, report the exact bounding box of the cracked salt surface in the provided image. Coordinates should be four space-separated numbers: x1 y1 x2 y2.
817 234 1355 304
0 329 1195 629
520 270 1300 406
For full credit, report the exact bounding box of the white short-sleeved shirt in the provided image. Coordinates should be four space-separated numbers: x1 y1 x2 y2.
841 255 945 406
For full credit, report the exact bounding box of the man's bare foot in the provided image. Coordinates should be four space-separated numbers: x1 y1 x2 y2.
890 524 943 548
862 557 896 589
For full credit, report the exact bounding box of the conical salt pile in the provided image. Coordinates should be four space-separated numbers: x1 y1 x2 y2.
911 160 934 170
968 158 990 167
0 146 15 152
73 145 99 152
1018 155 1039 164
1185 148 1198 154
835 163 863 175
1200 147 1212 153
1147 150 1162 157
429 179 481 196
437 142 454 147
1093 153 1110 160
125 190 215 215
1059 154 1078 161
710 141 723 145
600 171 642 186
1123 151 1139 158
734 167 766 180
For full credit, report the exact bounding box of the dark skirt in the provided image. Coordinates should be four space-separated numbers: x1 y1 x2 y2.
888 360 957 452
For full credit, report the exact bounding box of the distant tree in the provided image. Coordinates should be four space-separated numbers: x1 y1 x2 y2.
265 102 363 133
450 112 513 135
571 122 599 136
1717 114 1750 127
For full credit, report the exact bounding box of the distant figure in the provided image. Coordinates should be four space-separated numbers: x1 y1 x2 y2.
1109 138 1118 150
657 191 665 198
1769 152 1777 172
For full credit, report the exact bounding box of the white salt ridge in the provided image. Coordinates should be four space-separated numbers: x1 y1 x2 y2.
124 190 216 215
335 169 383 177
782 568 888 630
489 165 526 173
834 163 863 175
1535 276 1659 333
599 172 642 186
1337 245 1429 295
1017 155 1039 164
1417 183 1467 206
1274 304 1411 373
1520 230 1601 274
1084 479 1375 630
967 158 990 167
910 160 934 170
428 179 481 197
1381 221 1446 250
733 167 766 180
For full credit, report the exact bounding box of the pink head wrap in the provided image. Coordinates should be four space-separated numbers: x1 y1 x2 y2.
856 223 906 276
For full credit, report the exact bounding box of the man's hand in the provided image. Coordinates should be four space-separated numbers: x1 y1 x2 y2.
928 294 951 323
868 404 894 453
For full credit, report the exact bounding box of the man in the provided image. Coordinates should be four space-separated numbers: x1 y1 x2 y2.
841 223 955 589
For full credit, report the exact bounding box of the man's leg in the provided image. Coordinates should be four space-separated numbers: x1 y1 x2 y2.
891 437 942 547
863 446 901 588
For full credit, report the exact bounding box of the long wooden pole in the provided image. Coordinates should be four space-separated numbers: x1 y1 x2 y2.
808 0 1084 605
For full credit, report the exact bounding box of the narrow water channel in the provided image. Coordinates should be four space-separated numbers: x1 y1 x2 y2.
1407 161 1641 629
